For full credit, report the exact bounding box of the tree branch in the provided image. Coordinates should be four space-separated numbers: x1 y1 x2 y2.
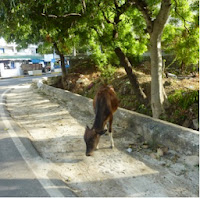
82 0 86 13
53 42 61 55
114 0 131 15
41 13 81 18
130 0 153 33
102 10 115 24
153 0 171 35
91 26 102 38
174 0 190 33
114 0 119 9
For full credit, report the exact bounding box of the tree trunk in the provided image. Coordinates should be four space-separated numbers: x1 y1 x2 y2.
149 0 171 118
101 2 147 104
115 47 147 104
150 35 167 118
181 61 185 73
54 43 67 89
133 0 171 118
73 46 77 56
60 54 68 89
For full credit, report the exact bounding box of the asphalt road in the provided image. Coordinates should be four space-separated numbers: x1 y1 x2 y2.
0 75 76 197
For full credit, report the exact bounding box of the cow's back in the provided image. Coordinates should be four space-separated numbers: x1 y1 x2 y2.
92 85 118 130
93 85 118 113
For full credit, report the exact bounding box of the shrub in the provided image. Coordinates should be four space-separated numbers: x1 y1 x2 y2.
168 89 199 109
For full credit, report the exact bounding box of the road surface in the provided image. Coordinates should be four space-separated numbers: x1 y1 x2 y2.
1 75 199 197
0 75 76 197
5 81 199 197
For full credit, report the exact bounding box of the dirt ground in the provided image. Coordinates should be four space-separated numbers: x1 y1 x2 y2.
6 84 199 197
51 67 199 129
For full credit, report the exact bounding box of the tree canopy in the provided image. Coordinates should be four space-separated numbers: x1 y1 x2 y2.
0 0 198 118
163 0 199 72
1 0 198 67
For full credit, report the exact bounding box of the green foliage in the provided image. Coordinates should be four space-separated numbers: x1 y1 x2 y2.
0 0 198 79
37 42 53 54
99 64 116 81
0 0 83 54
88 40 108 66
168 89 199 109
117 94 137 110
137 104 152 116
163 0 199 71
166 88 199 125
76 0 149 70
116 12 148 55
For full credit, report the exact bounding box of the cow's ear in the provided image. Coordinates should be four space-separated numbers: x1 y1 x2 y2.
97 129 107 136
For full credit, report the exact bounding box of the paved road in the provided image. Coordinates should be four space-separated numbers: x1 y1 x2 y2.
0 75 76 197
6 78 198 197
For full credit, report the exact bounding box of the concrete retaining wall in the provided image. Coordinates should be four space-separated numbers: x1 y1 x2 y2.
33 78 199 155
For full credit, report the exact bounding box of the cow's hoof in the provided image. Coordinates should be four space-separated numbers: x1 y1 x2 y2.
110 145 115 149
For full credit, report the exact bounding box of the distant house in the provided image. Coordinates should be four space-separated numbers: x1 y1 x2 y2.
0 38 44 77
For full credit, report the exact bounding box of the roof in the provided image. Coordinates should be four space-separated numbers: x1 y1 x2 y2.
0 55 44 60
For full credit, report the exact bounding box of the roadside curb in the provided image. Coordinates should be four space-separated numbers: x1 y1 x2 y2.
33 78 199 156
0 75 25 80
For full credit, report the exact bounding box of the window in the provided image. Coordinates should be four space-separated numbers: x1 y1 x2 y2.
0 48 5 54
11 61 15 69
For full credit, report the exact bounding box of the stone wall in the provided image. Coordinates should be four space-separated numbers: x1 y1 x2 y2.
33 78 199 155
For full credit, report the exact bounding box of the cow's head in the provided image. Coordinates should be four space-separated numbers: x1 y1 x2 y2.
84 126 107 156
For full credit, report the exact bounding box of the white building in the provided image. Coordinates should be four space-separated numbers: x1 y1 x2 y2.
0 38 44 78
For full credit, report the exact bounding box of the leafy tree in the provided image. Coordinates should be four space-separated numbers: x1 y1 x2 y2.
163 0 199 73
126 0 171 118
81 0 190 118
0 0 198 119
0 0 83 88
75 0 148 103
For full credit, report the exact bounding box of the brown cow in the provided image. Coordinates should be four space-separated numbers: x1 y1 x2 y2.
84 85 118 156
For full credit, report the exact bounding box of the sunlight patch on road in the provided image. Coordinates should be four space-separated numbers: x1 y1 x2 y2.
0 88 66 197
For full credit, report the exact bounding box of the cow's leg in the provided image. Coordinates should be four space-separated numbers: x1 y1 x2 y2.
109 133 114 148
95 135 100 150
109 115 114 148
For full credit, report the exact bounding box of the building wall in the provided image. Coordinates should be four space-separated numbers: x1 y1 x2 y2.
0 38 42 77
0 38 37 55
0 62 23 78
